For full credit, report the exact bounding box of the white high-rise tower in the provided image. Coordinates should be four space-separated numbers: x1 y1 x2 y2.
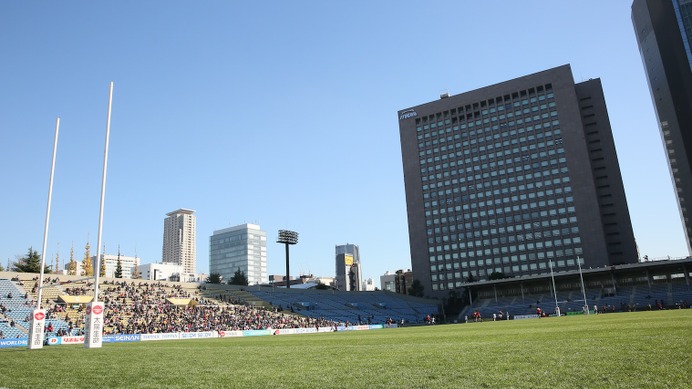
162 208 197 275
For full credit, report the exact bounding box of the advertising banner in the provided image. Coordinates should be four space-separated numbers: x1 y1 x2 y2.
180 331 217 339
217 330 244 338
103 334 141 343
242 329 271 337
47 337 61 346
0 338 28 348
140 332 181 342
340 325 370 331
271 328 317 336
61 336 86 344
513 314 539 320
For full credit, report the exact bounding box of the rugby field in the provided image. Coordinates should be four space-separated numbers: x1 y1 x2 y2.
1 309 689 388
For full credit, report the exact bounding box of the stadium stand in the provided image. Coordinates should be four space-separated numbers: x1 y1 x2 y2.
1 273 348 337
0 271 441 340
245 287 439 325
0 278 32 338
456 259 692 321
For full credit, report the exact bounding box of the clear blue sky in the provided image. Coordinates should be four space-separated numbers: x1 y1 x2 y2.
0 1 687 285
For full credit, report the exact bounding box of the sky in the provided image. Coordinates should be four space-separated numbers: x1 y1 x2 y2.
0 1 688 286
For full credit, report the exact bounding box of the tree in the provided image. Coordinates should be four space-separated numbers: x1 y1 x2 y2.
115 258 123 279
408 279 424 297
113 246 123 278
0 261 4 272
67 244 77 276
229 268 248 286
489 271 506 280
82 242 93 276
131 265 140 279
13 247 51 273
206 272 222 284
99 255 106 277
99 244 106 277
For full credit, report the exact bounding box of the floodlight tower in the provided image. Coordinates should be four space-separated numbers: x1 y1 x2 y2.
277 230 298 289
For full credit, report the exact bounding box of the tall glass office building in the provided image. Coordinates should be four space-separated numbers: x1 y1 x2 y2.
398 65 638 296
209 224 267 285
633 0 692 254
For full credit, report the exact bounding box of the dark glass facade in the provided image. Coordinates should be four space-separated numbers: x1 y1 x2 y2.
398 65 638 296
633 0 692 254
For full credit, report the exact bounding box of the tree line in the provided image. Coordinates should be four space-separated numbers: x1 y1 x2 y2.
4 243 126 278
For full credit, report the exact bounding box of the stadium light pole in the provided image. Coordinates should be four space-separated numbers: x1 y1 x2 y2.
277 230 298 289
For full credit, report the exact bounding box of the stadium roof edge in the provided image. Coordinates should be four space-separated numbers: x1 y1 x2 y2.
461 257 692 288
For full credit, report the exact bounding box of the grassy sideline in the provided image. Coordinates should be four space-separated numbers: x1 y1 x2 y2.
0 310 690 388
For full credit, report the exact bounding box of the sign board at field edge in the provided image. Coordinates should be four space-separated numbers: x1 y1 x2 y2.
84 301 104 349
28 308 46 350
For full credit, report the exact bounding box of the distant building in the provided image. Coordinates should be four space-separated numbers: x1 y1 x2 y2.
335 244 362 291
362 278 376 291
395 269 414 295
268 274 323 288
162 209 197 275
139 263 183 281
209 224 267 285
632 0 692 254
398 65 638 296
91 253 140 279
269 274 288 284
313 276 335 287
380 271 397 292
380 270 414 295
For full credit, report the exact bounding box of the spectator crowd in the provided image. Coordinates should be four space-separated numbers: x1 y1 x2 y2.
5 279 341 337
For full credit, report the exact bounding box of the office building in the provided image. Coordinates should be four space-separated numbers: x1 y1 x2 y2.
91 253 140 279
380 271 397 292
209 224 267 285
395 269 414 295
632 0 692 254
139 263 184 282
335 243 362 291
162 208 197 275
362 278 376 291
380 269 414 295
398 64 638 296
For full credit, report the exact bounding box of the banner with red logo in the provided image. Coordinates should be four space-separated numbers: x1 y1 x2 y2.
84 301 105 349
28 309 46 350
61 336 86 344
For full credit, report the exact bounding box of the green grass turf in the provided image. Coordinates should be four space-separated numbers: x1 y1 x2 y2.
1 310 690 388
